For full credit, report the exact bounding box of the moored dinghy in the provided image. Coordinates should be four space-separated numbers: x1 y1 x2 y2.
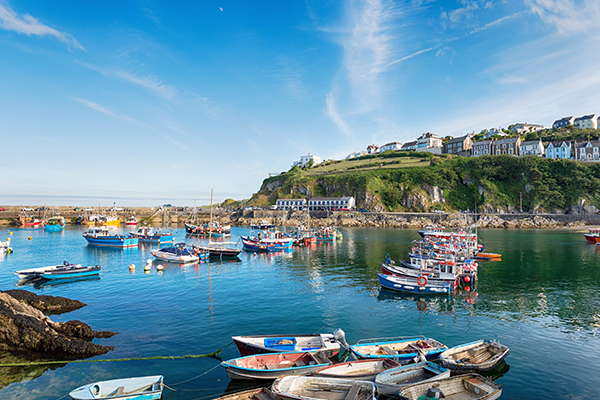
272 375 376 400
221 351 331 380
374 361 450 396
212 387 281 400
313 358 401 381
397 373 502 400
232 332 341 358
349 336 447 361
69 375 163 400
439 339 510 373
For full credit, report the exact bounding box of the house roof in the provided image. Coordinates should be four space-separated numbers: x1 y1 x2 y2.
309 197 354 201
521 140 543 146
473 139 494 145
382 141 402 147
445 134 470 144
402 141 417 147
494 137 520 144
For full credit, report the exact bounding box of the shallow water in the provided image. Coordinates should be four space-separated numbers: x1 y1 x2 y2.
0 226 599 399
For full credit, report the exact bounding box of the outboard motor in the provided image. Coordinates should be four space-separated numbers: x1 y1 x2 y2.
333 328 350 351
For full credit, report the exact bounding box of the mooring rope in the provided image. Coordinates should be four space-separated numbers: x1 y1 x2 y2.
0 342 232 367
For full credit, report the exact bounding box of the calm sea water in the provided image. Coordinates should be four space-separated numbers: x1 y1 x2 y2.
0 225 599 399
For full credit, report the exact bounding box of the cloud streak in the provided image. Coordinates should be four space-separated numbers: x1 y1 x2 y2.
526 0 600 36
325 91 352 137
115 71 178 100
0 3 83 50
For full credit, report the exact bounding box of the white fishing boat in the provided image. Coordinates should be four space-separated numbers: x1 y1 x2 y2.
232 332 341 359
397 373 502 400
151 243 199 263
313 358 401 381
15 261 70 280
439 339 510 373
374 361 450 396
271 375 376 400
69 375 163 400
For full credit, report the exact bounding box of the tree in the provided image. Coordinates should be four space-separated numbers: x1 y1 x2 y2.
525 131 539 141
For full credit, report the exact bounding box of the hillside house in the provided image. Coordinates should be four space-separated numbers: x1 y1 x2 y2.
292 153 321 168
574 114 598 130
511 123 543 134
492 137 521 156
444 134 473 154
472 139 494 156
346 150 367 159
545 141 572 159
520 139 544 156
483 128 506 139
379 142 403 152
401 141 417 151
575 141 600 162
367 144 379 154
552 116 574 129
415 132 443 153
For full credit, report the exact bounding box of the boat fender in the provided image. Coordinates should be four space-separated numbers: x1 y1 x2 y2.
426 388 445 399
417 276 428 286
129 264 135 270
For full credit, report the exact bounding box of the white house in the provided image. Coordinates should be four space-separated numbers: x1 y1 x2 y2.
401 141 417 151
520 139 544 156
275 198 307 210
379 142 403 152
308 196 355 211
484 128 506 139
510 123 543 134
545 141 572 159
292 153 322 168
415 132 443 153
367 144 379 154
346 150 368 159
574 114 598 130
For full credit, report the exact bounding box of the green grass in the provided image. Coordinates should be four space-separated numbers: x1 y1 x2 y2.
306 156 429 175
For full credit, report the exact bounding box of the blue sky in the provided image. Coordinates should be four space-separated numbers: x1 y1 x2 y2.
1 0 599 206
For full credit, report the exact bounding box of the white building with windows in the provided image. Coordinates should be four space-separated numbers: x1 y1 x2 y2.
415 132 443 153
520 139 544 156
574 114 598 130
275 198 307 210
292 153 322 168
379 142 403 152
510 123 543 134
346 150 367 159
308 197 355 211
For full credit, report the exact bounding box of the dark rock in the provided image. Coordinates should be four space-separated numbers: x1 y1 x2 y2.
54 320 116 340
0 293 114 359
3 290 86 314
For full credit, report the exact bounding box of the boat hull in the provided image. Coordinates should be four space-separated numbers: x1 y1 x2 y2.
378 273 454 295
44 224 64 232
350 336 447 361
222 351 330 380
83 236 139 248
69 375 163 400
375 361 450 396
314 358 401 381
439 339 510 373
398 373 502 400
39 265 101 280
272 376 376 400
232 334 340 358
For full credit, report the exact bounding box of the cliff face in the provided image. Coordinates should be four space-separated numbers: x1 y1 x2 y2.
253 155 600 214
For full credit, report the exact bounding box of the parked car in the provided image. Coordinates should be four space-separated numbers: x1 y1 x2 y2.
358 208 369 212
340 207 350 211
21 207 34 211
0 208 7 211
35 207 50 211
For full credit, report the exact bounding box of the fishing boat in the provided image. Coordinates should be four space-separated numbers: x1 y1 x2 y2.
221 351 331 380
20 215 43 227
382 258 459 288
125 216 138 226
439 339 510 373
129 226 174 244
212 387 280 400
193 242 241 258
374 361 450 396
348 336 447 361
38 264 101 280
44 216 66 232
250 220 275 230
152 243 199 263
397 373 502 400
69 375 163 400
241 230 293 252
475 252 502 260
15 262 68 279
313 358 401 381
82 226 139 248
584 228 600 242
232 332 341 358
378 273 454 295
271 376 376 400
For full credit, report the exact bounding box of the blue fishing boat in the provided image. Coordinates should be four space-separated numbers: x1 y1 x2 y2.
378 273 454 295
69 375 163 400
44 216 66 232
129 226 174 244
241 229 293 252
38 264 101 280
349 335 448 361
82 226 138 248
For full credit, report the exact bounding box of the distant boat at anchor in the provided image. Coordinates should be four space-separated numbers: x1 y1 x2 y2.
82 226 138 248
129 226 174 244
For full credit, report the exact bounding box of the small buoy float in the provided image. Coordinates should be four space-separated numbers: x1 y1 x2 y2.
129 264 135 270
9 232 12 235
28 236 32 240
6 238 10 241
464 276 471 283
157 264 164 271
465 286 471 292
144 263 151 271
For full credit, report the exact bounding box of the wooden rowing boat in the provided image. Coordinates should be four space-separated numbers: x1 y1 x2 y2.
439 339 510 373
374 361 450 396
271 375 376 400
350 336 447 361
397 373 502 400
313 358 401 381
69 375 163 400
232 333 341 358
221 351 331 380
212 387 281 400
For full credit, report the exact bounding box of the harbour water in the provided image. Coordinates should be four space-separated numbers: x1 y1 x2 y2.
0 226 599 399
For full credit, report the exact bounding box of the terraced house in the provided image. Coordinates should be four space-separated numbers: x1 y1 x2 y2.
574 114 598 130
492 137 521 156
471 139 494 156
545 141 572 159
575 141 600 162
444 134 473 155
520 139 544 156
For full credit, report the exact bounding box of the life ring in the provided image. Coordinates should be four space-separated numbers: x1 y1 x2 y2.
417 300 427 311
417 276 428 286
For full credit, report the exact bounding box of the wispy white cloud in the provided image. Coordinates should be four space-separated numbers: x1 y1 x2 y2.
325 91 352 137
72 97 145 126
495 74 528 85
526 0 600 36
469 11 525 34
388 45 439 67
115 71 178 99
0 3 83 50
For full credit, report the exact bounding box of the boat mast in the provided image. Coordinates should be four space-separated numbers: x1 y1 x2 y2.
208 189 214 242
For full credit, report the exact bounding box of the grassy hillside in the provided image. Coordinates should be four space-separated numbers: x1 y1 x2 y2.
249 151 600 213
